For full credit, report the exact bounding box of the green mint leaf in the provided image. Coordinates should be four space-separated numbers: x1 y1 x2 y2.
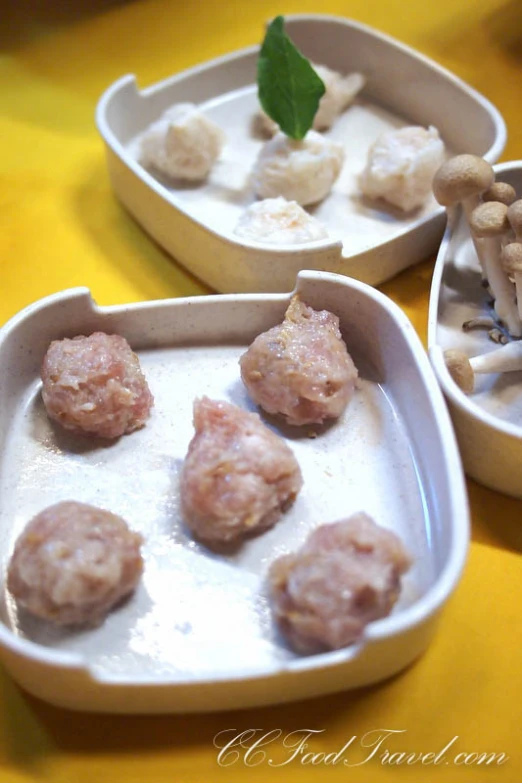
257 16 325 141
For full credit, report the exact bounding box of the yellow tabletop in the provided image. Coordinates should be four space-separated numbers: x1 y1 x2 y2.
1 0 521 780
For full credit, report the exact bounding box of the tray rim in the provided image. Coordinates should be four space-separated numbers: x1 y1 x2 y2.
0 271 469 689
95 12 506 259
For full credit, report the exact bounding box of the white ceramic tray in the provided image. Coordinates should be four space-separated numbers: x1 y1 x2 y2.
428 161 522 498
96 14 505 294
0 272 468 713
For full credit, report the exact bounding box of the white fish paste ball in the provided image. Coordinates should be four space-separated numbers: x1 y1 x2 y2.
140 103 225 180
234 197 329 244
253 131 344 207
360 125 445 212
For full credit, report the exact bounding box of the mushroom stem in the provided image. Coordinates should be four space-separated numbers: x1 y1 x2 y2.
515 280 522 322
500 243 522 322
481 236 521 336
470 201 522 338
461 196 486 274
462 316 496 331
470 341 522 374
488 328 509 344
501 231 515 249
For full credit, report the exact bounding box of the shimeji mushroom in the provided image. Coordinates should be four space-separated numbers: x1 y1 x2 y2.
461 316 509 343
483 182 517 206
469 202 522 337
433 155 495 274
433 155 495 284
444 342 522 394
501 243 522 321
433 155 495 219
462 316 497 332
486 187 519 246
507 200 522 242
444 349 475 394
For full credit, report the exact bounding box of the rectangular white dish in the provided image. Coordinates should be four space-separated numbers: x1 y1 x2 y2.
0 271 468 713
96 14 505 294
428 161 522 498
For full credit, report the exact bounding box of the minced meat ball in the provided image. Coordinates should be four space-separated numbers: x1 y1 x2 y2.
269 513 411 653
7 501 144 626
41 332 153 439
180 397 303 545
240 296 358 426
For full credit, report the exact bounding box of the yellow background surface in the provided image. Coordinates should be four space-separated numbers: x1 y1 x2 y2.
0 0 521 780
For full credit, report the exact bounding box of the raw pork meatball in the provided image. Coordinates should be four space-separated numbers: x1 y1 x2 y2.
7 501 144 626
259 66 365 135
360 125 445 211
41 332 153 439
269 513 411 653
234 197 329 244
180 397 303 545
140 103 225 180
252 131 344 206
240 296 358 426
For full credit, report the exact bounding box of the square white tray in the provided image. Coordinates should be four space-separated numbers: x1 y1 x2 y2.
96 14 505 293
0 271 468 712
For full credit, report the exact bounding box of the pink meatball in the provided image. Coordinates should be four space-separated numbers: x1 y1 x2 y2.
7 501 144 626
180 397 303 545
239 296 358 426
41 332 153 439
269 513 411 653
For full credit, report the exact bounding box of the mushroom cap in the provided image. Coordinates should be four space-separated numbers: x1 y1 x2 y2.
432 154 495 206
507 200 522 236
444 349 474 394
483 182 517 206
469 201 509 237
500 242 522 276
